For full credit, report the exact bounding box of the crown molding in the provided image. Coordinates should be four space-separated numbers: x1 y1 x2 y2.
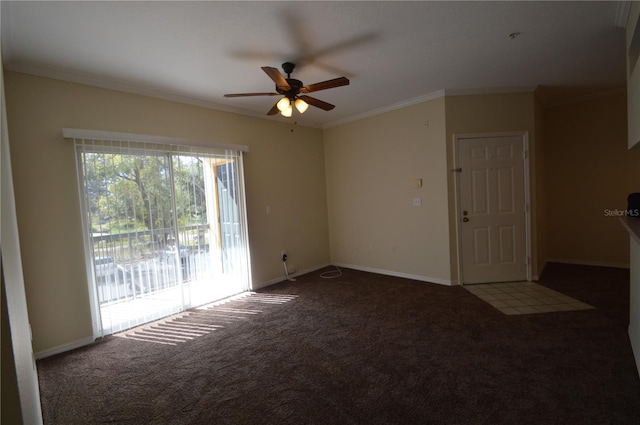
4 62 325 129
444 86 537 97
323 90 446 129
541 86 627 109
7 60 607 130
323 86 538 129
4 62 250 113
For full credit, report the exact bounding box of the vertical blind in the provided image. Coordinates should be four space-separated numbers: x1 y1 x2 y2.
69 131 250 336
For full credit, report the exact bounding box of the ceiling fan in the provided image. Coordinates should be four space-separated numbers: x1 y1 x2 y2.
224 62 349 117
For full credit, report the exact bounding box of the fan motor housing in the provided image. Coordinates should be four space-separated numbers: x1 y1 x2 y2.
276 78 303 98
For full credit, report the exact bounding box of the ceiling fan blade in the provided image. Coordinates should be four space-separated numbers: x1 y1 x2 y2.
261 66 291 91
267 102 280 116
298 95 335 111
224 92 279 97
300 77 349 93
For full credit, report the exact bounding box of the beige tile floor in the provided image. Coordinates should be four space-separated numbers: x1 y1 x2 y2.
464 281 594 315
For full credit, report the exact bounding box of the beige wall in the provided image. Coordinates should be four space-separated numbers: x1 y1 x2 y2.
323 98 451 283
4 70 636 355
544 93 640 266
4 71 329 353
628 1 640 149
444 93 538 281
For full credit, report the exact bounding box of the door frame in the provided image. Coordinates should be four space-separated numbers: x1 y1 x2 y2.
453 131 532 284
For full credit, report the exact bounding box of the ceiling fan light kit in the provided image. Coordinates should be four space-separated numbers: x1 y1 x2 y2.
276 97 291 112
224 62 349 118
294 98 309 114
281 104 293 117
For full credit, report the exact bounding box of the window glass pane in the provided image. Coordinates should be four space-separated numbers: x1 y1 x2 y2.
75 139 249 336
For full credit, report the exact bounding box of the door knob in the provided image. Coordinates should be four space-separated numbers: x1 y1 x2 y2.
462 217 469 222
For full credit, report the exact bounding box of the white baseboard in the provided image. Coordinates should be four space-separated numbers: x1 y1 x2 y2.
251 276 285 290
546 258 630 269
252 263 453 288
35 336 95 360
332 263 453 286
251 263 331 290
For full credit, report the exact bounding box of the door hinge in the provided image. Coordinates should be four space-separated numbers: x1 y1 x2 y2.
452 167 462 173
523 150 528 160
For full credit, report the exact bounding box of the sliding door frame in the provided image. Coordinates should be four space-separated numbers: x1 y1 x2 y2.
66 129 250 339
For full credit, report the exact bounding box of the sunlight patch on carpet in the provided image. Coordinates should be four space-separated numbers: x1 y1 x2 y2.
115 291 298 345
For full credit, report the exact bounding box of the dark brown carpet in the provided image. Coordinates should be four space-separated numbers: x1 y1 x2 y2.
37 263 640 424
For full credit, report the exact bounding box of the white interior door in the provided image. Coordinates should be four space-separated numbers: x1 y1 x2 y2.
457 134 528 284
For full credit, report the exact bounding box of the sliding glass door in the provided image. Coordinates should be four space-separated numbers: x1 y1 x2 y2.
75 140 250 336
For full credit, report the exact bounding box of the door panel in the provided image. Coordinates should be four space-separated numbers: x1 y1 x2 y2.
497 168 515 213
473 227 491 265
458 135 527 284
471 169 490 214
498 225 516 263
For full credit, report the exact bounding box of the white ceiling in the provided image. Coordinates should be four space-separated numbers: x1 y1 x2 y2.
1 1 629 128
